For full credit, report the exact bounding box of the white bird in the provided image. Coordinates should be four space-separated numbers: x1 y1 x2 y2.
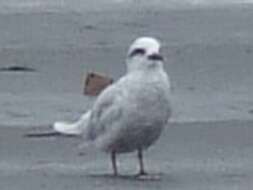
53 37 172 176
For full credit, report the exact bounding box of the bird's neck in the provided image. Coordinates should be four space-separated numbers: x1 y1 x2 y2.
126 60 164 73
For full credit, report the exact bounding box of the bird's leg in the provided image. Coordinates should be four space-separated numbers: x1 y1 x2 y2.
137 149 147 176
111 151 118 176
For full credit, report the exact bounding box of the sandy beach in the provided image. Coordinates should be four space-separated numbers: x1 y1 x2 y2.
1 120 253 189
0 4 253 126
0 1 253 189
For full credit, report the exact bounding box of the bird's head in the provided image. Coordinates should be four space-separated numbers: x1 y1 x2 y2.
126 37 164 72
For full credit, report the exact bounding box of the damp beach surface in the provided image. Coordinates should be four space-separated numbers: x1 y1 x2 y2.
1 120 253 189
0 1 253 189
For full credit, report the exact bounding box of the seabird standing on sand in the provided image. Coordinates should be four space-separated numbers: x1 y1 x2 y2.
53 37 172 176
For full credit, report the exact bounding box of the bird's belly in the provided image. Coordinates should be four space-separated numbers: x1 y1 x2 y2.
96 86 171 153
101 119 165 153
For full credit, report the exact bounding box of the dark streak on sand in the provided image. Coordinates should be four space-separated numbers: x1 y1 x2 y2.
23 131 62 138
0 66 36 72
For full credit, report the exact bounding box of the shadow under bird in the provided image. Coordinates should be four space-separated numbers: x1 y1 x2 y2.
53 37 172 176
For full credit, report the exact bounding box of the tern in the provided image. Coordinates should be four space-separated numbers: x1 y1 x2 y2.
53 37 172 176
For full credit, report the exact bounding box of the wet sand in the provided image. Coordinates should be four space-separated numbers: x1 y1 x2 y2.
0 6 253 126
0 2 253 189
0 120 253 189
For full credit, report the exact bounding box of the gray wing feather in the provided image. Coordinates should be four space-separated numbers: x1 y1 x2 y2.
87 85 124 140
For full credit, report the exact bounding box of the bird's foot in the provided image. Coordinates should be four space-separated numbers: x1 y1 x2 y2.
135 171 161 180
135 170 148 178
113 172 119 177
139 170 148 176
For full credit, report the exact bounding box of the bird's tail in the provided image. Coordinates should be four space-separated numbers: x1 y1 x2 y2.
53 111 91 136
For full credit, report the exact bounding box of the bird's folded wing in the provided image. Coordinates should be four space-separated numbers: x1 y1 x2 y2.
87 85 124 140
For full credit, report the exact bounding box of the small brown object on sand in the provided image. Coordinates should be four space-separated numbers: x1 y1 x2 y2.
84 72 113 96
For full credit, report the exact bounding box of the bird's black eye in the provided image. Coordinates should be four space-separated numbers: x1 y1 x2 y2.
129 48 146 57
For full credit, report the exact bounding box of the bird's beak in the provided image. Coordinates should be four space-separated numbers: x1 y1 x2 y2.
147 53 164 61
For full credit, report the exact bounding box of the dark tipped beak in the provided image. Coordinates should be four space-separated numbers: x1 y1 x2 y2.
148 53 164 61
